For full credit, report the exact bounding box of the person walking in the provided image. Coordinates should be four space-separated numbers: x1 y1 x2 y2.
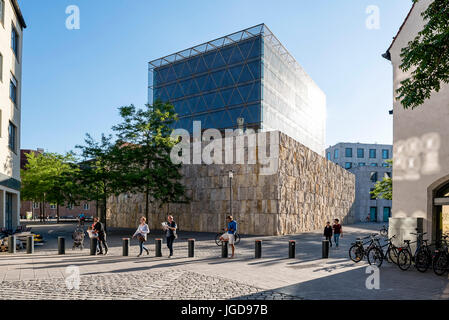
93 217 108 255
219 216 237 258
323 221 333 247
163 215 177 258
332 218 343 249
133 217 150 257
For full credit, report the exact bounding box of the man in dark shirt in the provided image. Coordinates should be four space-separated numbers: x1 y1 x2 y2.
164 215 177 258
332 219 343 249
93 217 108 255
323 221 333 247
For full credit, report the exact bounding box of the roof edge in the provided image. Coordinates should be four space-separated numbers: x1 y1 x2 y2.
11 0 27 29
382 1 416 61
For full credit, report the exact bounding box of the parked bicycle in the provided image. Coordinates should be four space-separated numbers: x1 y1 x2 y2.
397 230 431 272
432 234 449 276
349 233 382 263
379 225 388 237
366 234 400 267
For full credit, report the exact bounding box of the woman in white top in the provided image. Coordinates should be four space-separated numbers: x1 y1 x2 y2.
133 216 150 257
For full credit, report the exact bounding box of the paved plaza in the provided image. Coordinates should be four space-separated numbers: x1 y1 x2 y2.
0 222 448 300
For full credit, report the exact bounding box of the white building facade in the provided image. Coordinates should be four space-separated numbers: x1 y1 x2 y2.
0 0 25 231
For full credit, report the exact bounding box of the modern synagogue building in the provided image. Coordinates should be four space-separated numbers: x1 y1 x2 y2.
148 24 326 156
107 24 355 236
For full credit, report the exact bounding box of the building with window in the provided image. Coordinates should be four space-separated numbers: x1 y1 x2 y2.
148 24 326 156
326 143 392 222
383 0 449 244
0 0 25 231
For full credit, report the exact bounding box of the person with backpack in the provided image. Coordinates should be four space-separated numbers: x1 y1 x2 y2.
163 215 177 258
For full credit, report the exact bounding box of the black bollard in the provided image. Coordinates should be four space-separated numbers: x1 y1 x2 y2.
322 239 329 258
26 235 34 254
255 240 262 259
90 237 98 255
8 235 16 254
289 240 296 258
188 239 195 258
122 238 129 256
155 238 162 257
221 240 228 258
58 237 65 255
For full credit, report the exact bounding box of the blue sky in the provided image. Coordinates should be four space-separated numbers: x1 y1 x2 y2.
19 0 412 154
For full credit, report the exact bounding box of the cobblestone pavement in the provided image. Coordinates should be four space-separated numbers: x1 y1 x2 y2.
0 269 302 300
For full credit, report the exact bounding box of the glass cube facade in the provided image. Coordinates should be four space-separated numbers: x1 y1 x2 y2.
149 24 326 155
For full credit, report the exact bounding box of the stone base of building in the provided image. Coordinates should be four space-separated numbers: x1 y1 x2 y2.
388 217 424 253
107 131 355 236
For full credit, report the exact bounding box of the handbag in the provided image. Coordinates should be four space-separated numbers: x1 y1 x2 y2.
137 234 145 242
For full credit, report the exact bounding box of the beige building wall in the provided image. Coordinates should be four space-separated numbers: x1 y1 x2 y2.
0 0 25 229
387 0 449 240
107 131 355 235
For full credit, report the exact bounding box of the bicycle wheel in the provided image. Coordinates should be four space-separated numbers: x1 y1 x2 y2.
215 234 222 246
415 248 431 273
234 234 241 245
432 252 448 276
380 228 388 237
349 244 364 263
397 250 412 271
367 247 383 268
387 248 399 265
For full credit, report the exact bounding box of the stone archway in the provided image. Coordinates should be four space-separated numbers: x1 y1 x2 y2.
427 173 449 243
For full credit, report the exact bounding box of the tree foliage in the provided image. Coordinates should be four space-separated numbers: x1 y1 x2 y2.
396 0 449 109
370 160 393 200
112 101 188 221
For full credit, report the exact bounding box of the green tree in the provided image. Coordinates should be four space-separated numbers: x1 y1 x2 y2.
112 101 188 222
76 134 125 229
21 152 80 223
396 0 449 109
371 160 393 200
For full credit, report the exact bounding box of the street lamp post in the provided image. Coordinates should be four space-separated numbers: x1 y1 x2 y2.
229 170 234 217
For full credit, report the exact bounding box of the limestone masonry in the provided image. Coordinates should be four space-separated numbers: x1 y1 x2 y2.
107 131 355 235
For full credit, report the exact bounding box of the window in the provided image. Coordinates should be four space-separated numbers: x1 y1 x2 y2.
385 172 392 178
370 189 376 200
8 121 16 152
10 74 17 104
83 203 89 210
32 202 39 209
50 204 56 210
369 149 376 159
382 149 389 159
11 24 19 57
370 163 378 167
334 149 339 159
345 162 352 169
357 148 364 158
382 163 389 167
326 152 331 160
370 172 378 182
359 162 366 167
345 148 352 158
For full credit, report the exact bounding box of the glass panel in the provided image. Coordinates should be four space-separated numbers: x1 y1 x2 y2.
212 51 226 69
238 83 253 102
228 107 243 125
229 88 244 106
211 69 225 87
173 83 183 99
188 96 200 113
221 69 235 87
212 92 225 110
229 46 244 64
189 79 200 95
247 60 260 79
220 87 234 105
247 81 261 102
180 79 192 96
196 56 208 74
247 103 260 123
203 92 215 110
248 37 261 58
166 66 177 82
203 74 216 92
238 39 253 60
239 64 253 83
203 51 216 68
173 62 185 79
187 56 199 75
196 74 208 91
220 45 234 64
229 65 243 83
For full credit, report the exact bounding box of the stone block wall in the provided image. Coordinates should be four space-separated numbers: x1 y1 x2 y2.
107 131 355 235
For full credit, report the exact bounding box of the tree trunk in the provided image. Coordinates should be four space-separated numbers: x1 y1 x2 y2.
102 197 107 232
56 204 60 224
145 187 149 223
